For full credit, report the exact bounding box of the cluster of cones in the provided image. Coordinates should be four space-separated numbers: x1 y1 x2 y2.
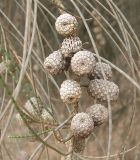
43 13 119 154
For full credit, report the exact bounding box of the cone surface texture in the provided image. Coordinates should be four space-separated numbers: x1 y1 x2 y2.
55 13 78 36
60 80 81 104
24 97 42 116
71 51 96 76
44 50 65 75
86 104 108 126
71 112 94 138
61 36 82 57
88 79 119 101
92 62 112 80
41 109 53 123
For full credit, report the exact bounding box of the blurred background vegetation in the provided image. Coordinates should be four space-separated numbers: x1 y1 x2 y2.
0 0 140 160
